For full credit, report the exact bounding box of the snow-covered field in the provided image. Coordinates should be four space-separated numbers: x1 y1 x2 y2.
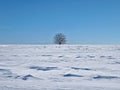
0 45 120 90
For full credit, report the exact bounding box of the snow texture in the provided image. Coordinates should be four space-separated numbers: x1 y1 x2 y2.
0 45 120 90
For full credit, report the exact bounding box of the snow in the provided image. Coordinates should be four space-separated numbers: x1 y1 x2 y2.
0 45 120 90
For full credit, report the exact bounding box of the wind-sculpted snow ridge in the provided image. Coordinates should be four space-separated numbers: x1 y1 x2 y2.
0 45 120 90
29 66 58 71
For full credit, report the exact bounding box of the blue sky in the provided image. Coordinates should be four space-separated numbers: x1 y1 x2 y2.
0 0 120 44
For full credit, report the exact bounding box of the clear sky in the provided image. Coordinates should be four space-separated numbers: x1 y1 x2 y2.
0 0 120 44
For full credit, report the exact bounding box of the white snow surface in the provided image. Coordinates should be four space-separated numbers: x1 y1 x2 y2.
0 45 120 90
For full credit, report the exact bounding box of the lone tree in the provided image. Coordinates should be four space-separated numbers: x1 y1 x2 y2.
54 33 66 45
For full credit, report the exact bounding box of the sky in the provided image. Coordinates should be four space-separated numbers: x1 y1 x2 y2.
0 0 120 44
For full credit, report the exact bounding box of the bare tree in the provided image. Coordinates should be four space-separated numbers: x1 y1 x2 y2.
54 33 66 45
